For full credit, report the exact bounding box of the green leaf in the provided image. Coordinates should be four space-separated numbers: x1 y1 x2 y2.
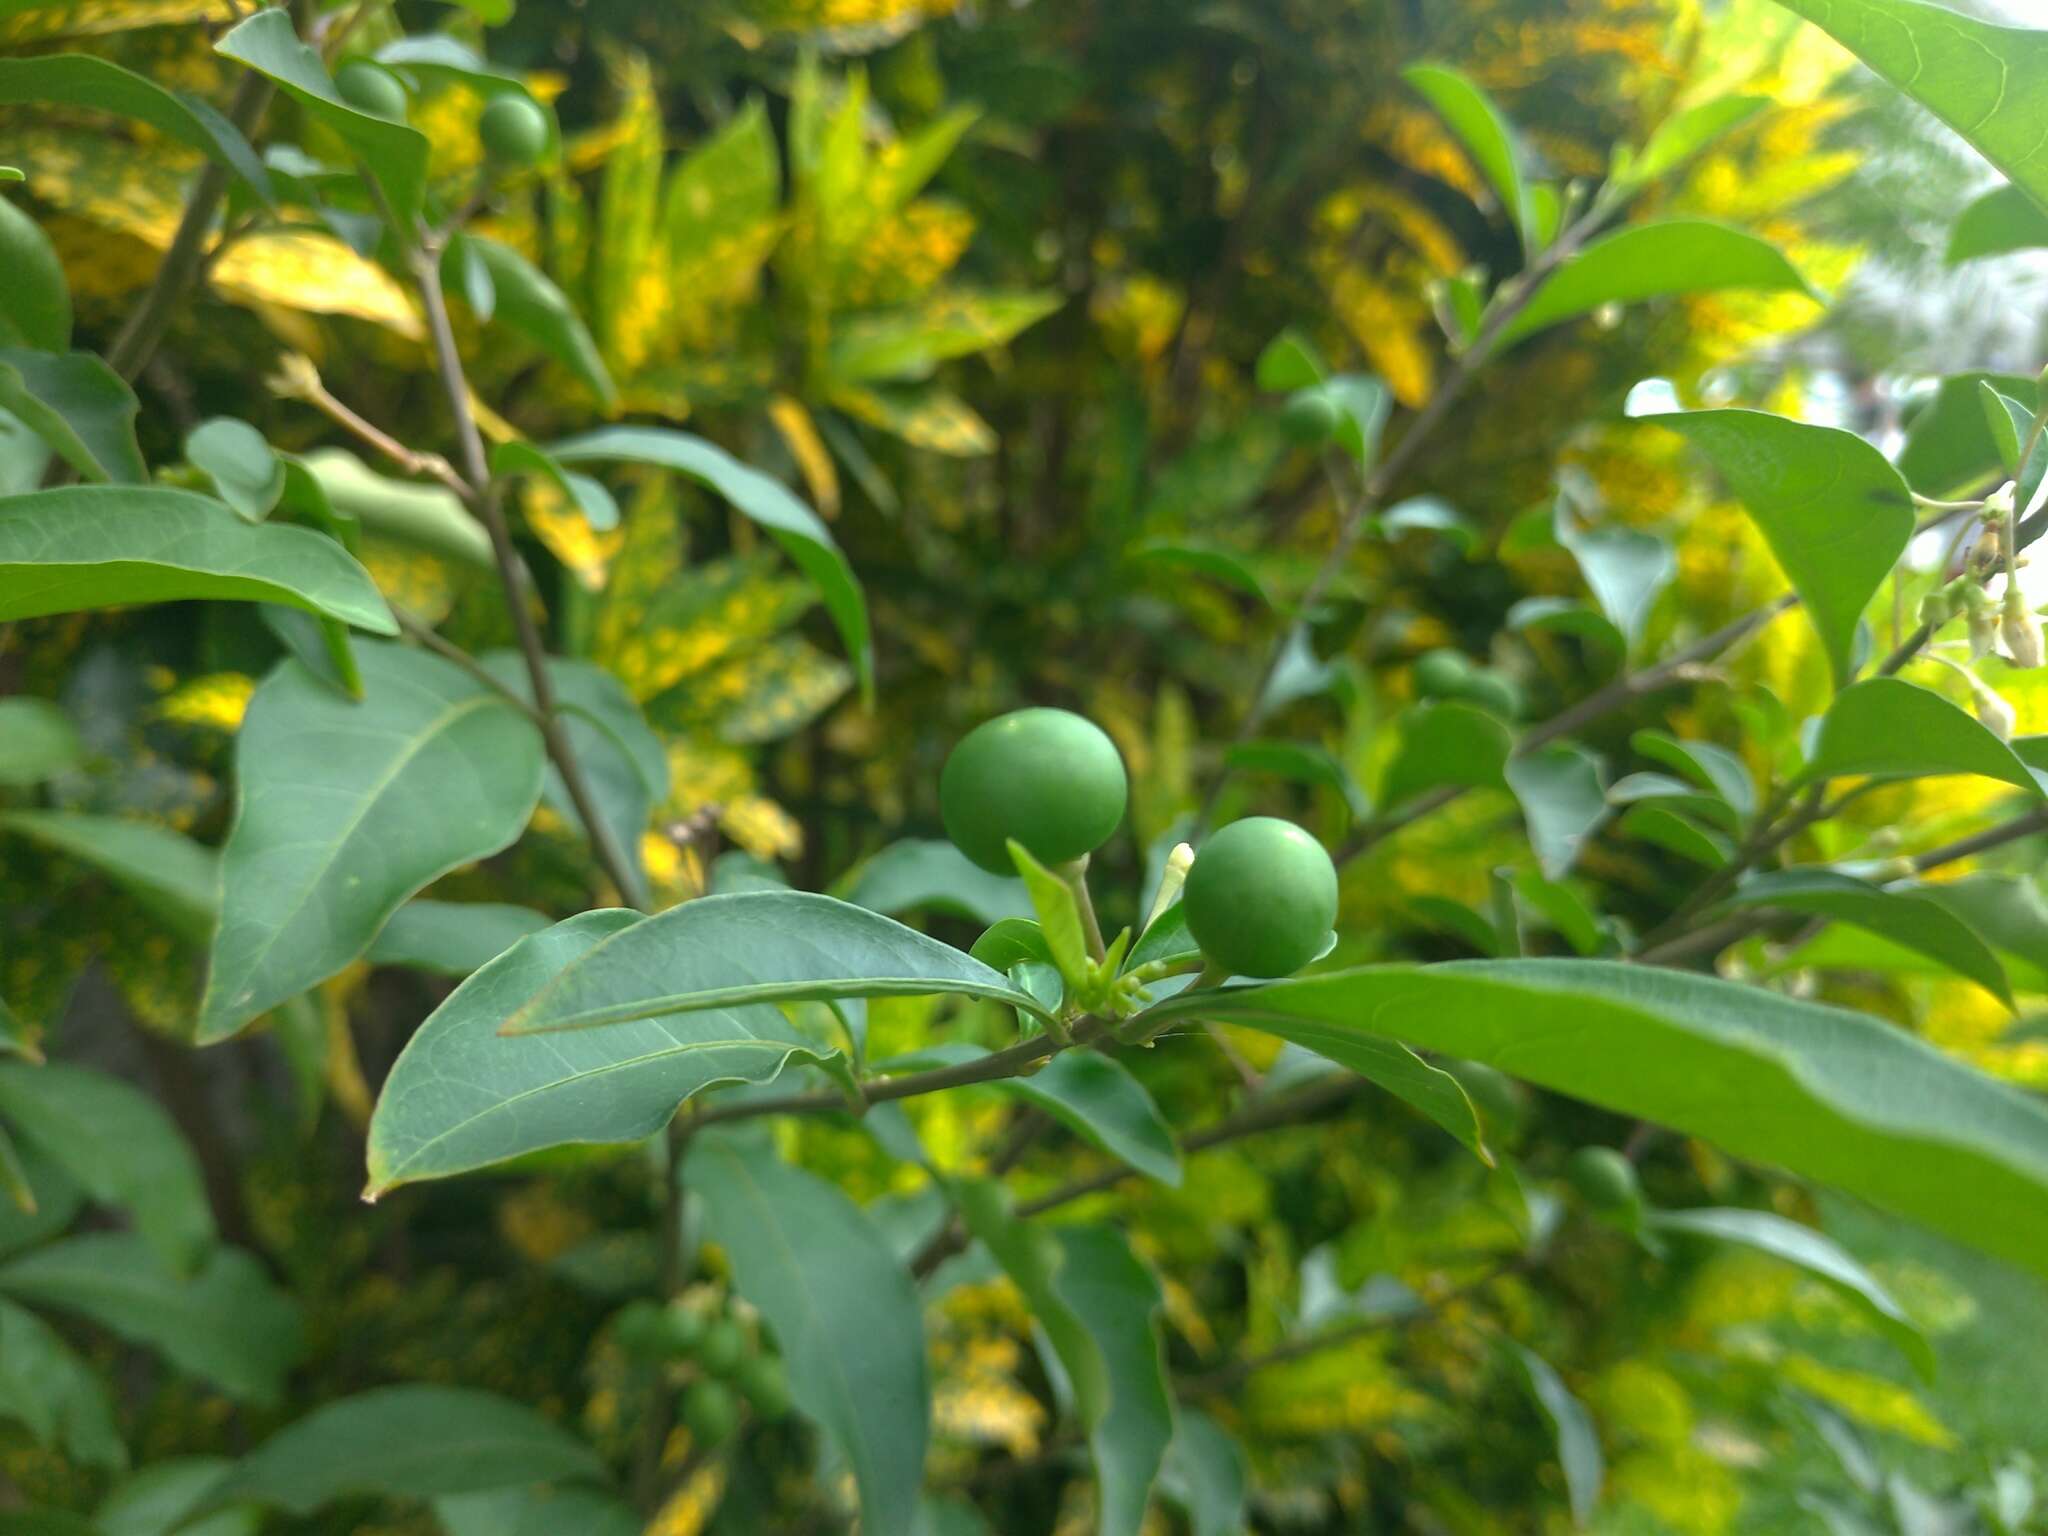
1049 1225 1174 1536
1133 960 2048 1280
1325 374 1392 470
502 890 1050 1036
1555 509 1675 649
1897 372 2037 498
1508 1343 1602 1527
1947 184 2048 264
954 1179 1109 1426
464 237 617 410
490 439 618 531
1380 702 1511 808
686 1134 928 1536
206 1385 603 1513
1007 840 1093 1000
1125 902 1197 974
97 1458 255 1536
971 918 1054 973
1505 744 1609 880
367 900 551 977
1500 220 1813 352
1608 772 1740 833
1159 1406 1249 1536
435 1486 639 1536
300 449 493 571
200 644 546 1043
0 485 396 632
829 290 1062 383
186 418 284 522
259 604 361 701
0 1060 213 1272
0 348 142 482
0 55 269 201
1255 328 1326 391
1226 740 1372 819
1652 410 1915 685
0 1233 300 1404
0 810 216 944
549 426 872 701
0 698 82 786
1771 0 2048 215
0 1297 124 1471
1126 541 1271 606
1403 62 1530 244
842 838 1034 926
0 1145 76 1258
214 8 427 216
1615 93 1770 192
1631 729 1756 818
364 910 833 1194
1619 803 1732 867
1806 677 2041 797
1721 869 2012 1007
0 195 69 351
1649 1206 1933 1378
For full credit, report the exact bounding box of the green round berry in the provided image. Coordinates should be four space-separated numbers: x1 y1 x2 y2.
736 1354 792 1421
1461 669 1522 720
1567 1146 1640 1212
695 1316 747 1378
478 93 551 167
657 1304 705 1355
1413 649 1473 701
1279 389 1340 445
680 1378 741 1447
1182 817 1339 979
611 1299 668 1358
939 708 1128 875
335 59 408 122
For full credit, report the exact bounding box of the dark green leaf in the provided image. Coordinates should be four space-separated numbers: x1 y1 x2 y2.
1126 541 1270 606
0 698 82 786
186 418 283 522
1806 677 2040 797
367 900 551 976
1505 744 1608 880
1126 901 1197 973
954 1179 1108 1426
971 918 1053 972
1380 702 1511 808
434 1486 638 1536
1607 771 1739 832
258 604 361 700
1049 1225 1173 1536
1898 373 2037 498
841 838 1034 925
1948 184 2048 264
0 196 69 351
1255 329 1325 391
1508 1343 1602 1526
1630 729 1756 818
1225 740 1371 819
0 349 142 482
1618 803 1731 867
1554 510 1675 649
0 1297 124 1470
0 810 215 943
97 1458 254 1536
465 238 617 409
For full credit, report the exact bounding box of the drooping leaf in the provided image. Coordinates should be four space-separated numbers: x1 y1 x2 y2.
0 810 216 944
1653 410 1915 684
364 911 830 1194
465 238 618 410
1508 1343 1602 1527
1380 702 1511 808
205 1385 603 1513
0 349 143 482
1134 960 2048 1280
0 1298 124 1470
1158 1406 1249 1536
186 418 284 522
0 1234 300 1404
0 195 69 351
1805 677 2041 797
199 644 546 1042
953 1179 1108 1427
366 900 552 977
1505 744 1609 880
0 486 396 632
1947 184 2048 264
490 439 619 532
300 448 493 571
259 604 361 700
686 1134 928 1536
1403 62 1530 243
0 698 82 786
1607 772 1740 832
1620 803 1732 867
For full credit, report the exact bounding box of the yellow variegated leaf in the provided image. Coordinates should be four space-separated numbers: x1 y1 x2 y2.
663 738 758 814
602 555 814 703
732 0 958 37
523 477 623 591
828 288 1060 384
650 633 851 744
647 1461 728 1536
215 229 420 335
358 539 463 625
831 383 994 455
0 0 221 44
832 199 974 308
767 394 840 518
719 794 802 860
594 54 664 373
1319 264 1434 407
155 672 255 732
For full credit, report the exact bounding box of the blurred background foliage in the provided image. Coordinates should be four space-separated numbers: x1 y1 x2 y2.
4 0 2047 1531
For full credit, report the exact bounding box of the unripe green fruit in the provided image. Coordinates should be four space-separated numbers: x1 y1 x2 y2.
611 1299 668 1357
1182 817 1339 979
1279 390 1340 445
1462 669 1522 721
681 1378 741 1447
1568 1146 1640 1212
940 708 1128 875
658 1304 705 1355
695 1317 747 1377
479 94 551 167
335 59 408 121
736 1354 792 1421
1413 648 1473 700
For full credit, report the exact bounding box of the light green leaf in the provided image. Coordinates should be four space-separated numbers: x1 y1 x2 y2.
1508 1343 1602 1526
464 237 617 409
1380 702 1511 808
841 838 1034 925
1505 744 1608 880
1806 677 2041 797
299 449 493 571
1616 94 1770 192
1653 410 1915 685
971 918 1054 973
0 1233 300 1404
1324 374 1392 470
1608 772 1740 832
1255 328 1326 391
953 1179 1109 1426
0 1060 212 1272
1125 901 1197 974
364 910 832 1194
1721 869 2012 1007
1403 62 1530 243
0 698 82 786
199 644 546 1042
549 426 872 700
367 899 551 977
434 1486 639 1536
502 890 1050 1035
1007 840 1093 999
1947 184 2048 264
0 810 215 944
1498 221 1813 351
0 195 69 351
1160 1406 1249 1536
687 1134 928 1536
0 485 396 631
1555 509 1675 649
1650 1206 1932 1378
186 418 283 522
1772 0 2048 215
1133 960 2048 1280
0 348 143 482
829 290 1062 383
1050 1225 1173 1536
0 1297 123 1470
206 1385 602 1513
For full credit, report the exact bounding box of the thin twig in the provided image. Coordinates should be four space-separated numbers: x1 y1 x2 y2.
280 359 472 498
690 1032 1069 1130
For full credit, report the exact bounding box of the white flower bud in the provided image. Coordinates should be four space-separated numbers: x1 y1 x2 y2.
2002 586 2044 669
1145 842 1196 930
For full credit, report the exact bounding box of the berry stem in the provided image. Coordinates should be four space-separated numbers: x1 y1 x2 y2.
1056 856 1108 962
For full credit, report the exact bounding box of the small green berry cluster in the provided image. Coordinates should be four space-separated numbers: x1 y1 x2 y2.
612 1296 791 1449
332 58 553 170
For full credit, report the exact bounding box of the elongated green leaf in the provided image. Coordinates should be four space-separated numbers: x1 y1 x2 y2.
1380 702 1511 808
490 440 618 530
215 8 427 215
465 238 617 410
1608 772 1739 832
1509 1343 1602 1526
365 910 831 1194
367 900 552 977
1631 729 1756 817
1159 1406 1248 1536
0 349 142 482
1650 1206 1932 1378
954 1179 1108 1427
0 698 81 786
1126 541 1271 606
1506 745 1609 880
0 1297 124 1471
1772 0 2048 215
0 56 268 199
503 890 1049 1036
435 1486 638 1536
1615 94 1769 192
207 1385 602 1513
1620 803 1732 867
1051 1225 1173 1536
0 810 216 944
200 644 545 1042
1948 184 2048 264
1126 902 1197 973
0 1233 300 1404
300 449 493 570
687 1134 928 1536
1806 677 2041 797
0 486 395 631
841 838 1033 925
0 1061 212 1272
1136 960 2048 1279
549 426 872 700
1500 220 1813 350
1404 63 1529 242
1653 411 1914 684
0 196 68 352
1722 869 2012 1006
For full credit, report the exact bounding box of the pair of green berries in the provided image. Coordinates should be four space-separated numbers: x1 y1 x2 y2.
1413 648 1521 720
334 59 550 167
939 708 1339 979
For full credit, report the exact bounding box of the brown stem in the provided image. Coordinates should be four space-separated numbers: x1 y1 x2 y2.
690 1031 1069 1130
